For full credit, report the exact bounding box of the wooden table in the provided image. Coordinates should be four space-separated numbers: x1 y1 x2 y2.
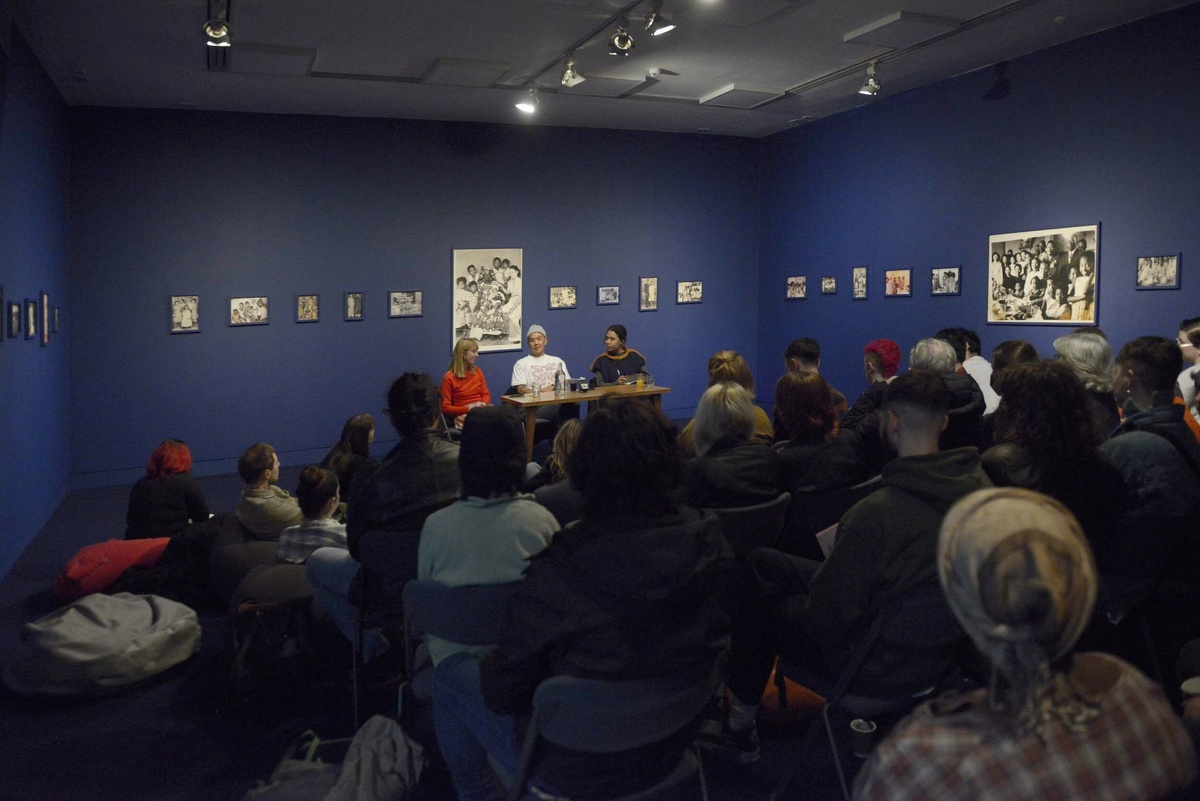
500 384 671 462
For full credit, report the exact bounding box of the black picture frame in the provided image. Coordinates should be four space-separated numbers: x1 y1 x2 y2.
345 291 364 321
676 280 703 304
852 266 868 300
639 277 658 312
24 299 37 340
597 286 620 306
39 292 49 346
548 286 577 310
820 276 837 295
388 290 423 318
932 266 962 296
229 296 269 326
785 276 806 299
296 294 320 323
1135 254 1180 290
7 301 19 338
884 269 912 298
170 294 200 334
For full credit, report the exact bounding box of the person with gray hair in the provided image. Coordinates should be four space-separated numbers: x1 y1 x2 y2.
855 488 1197 801
684 382 781 509
1054 329 1120 439
911 337 986 450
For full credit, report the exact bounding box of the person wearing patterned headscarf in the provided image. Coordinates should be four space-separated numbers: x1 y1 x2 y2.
855 487 1197 801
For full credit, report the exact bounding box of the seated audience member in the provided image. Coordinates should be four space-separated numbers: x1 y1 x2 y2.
235 442 304 541
678 350 773 455
418 406 560 666
306 372 461 660
773 371 871 493
277 467 347 564
979 340 1039 450
684 382 781 510
957 328 1002 415
981 361 1126 567
910 337 985 450
319 413 377 496
432 399 733 801
863 338 901 386
442 337 491 430
531 420 585 526
855 488 1198 801
704 371 990 763
1054 329 1120 441
125 439 210 539
589 324 647 385
771 337 848 440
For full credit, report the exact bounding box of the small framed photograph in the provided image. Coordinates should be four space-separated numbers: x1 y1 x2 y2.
821 276 837 295
639 276 659 312
676 280 703 304
786 276 806 299
597 285 620 306
8 301 20 338
345 292 364 321
170 295 200 334
852 266 868 300
548 286 577 310
1136 254 1180 290
52 306 60 333
230 296 268 326
39 292 50 346
24 299 37 339
884 269 912 297
296 294 319 323
932 266 962 296
389 290 423 318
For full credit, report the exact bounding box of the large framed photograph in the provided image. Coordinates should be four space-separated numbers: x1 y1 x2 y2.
852 266 868 300
639 276 658 312
8 301 19 338
24 298 36 340
1136 254 1179 290
884 269 912 297
39 292 50 346
230 296 268 326
989 224 1098 324
344 292 364 321
932 266 961 296
296 294 319 323
597 285 620 306
453 248 522 352
389 290 423 318
821 276 837 295
170 295 200 333
676 280 703 304
786 276 806 299
548 286 577 310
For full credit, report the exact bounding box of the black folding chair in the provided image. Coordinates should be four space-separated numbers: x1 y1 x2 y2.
708 491 791 558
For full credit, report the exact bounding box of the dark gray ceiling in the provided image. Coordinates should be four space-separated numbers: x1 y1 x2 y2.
6 0 1191 138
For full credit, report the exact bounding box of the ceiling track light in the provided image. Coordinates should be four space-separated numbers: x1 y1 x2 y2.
858 62 880 96
645 2 676 36
561 58 585 88
515 89 539 114
204 18 231 46
609 20 635 56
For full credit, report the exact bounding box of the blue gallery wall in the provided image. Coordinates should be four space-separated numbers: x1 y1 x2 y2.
757 3 1200 406
0 26 71 576
68 111 762 485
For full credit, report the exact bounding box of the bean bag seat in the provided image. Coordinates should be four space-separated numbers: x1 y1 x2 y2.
54 538 171 601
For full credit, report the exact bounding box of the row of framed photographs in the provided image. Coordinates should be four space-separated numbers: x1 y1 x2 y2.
786 266 960 301
2 288 59 346
170 291 424 334
549 278 703 311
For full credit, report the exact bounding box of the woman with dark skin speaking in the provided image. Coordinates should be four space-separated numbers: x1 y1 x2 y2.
590 324 647 385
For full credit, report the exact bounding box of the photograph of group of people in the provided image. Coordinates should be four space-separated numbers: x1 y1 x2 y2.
852 267 867 299
170 295 199 333
296 294 318 322
988 225 1097 324
786 276 807 299
885 269 912 297
229 296 268 326
932 267 961 295
453 248 523 352
1137 254 1180 289
389 291 422 318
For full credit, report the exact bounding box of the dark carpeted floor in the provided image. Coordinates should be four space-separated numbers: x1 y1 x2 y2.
0 470 848 801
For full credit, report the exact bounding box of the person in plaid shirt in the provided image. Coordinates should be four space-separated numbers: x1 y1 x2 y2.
854 488 1197 801
276 467 347 564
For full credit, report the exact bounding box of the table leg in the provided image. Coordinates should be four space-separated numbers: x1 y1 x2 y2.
523 407 537 464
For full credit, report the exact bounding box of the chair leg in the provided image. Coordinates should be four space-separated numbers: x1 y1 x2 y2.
352 616 363 732
822 704 851 801
694 744 710 801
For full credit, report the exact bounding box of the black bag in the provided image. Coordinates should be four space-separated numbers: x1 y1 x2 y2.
226 597 319 709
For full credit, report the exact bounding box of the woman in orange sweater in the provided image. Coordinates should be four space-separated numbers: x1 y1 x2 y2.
441 337 491 429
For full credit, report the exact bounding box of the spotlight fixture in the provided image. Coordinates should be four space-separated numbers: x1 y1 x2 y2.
515 89 539 114
561 59 585 88
609 23 635 56
203 18 231 47
644 2 676 36
858 62 880 96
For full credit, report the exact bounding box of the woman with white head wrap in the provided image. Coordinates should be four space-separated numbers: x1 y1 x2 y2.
854 488 1196 801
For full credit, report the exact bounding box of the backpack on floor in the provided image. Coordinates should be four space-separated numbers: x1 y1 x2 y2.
2 592 201 697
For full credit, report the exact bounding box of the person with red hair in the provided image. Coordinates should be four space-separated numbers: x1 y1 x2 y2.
125 439 210 539
863 338 902 384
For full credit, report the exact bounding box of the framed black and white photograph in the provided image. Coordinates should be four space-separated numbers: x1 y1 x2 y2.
453 248 522 352
8 301 20 338
52 306 60 334
852 266 868 300
676 280 703 304
230 296 268 326
932 266 961 296
597 285 620 306
296 294 319 323
1136 254 1179 290
786 276 806 299
989 224 1098 324
39 292 50 346
344 292 364 321
884 269 912 297
548 286 577 310
389 290 423 318
170 295 200 334
639 276 659 312
24 299 36 340
821 276 837 295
